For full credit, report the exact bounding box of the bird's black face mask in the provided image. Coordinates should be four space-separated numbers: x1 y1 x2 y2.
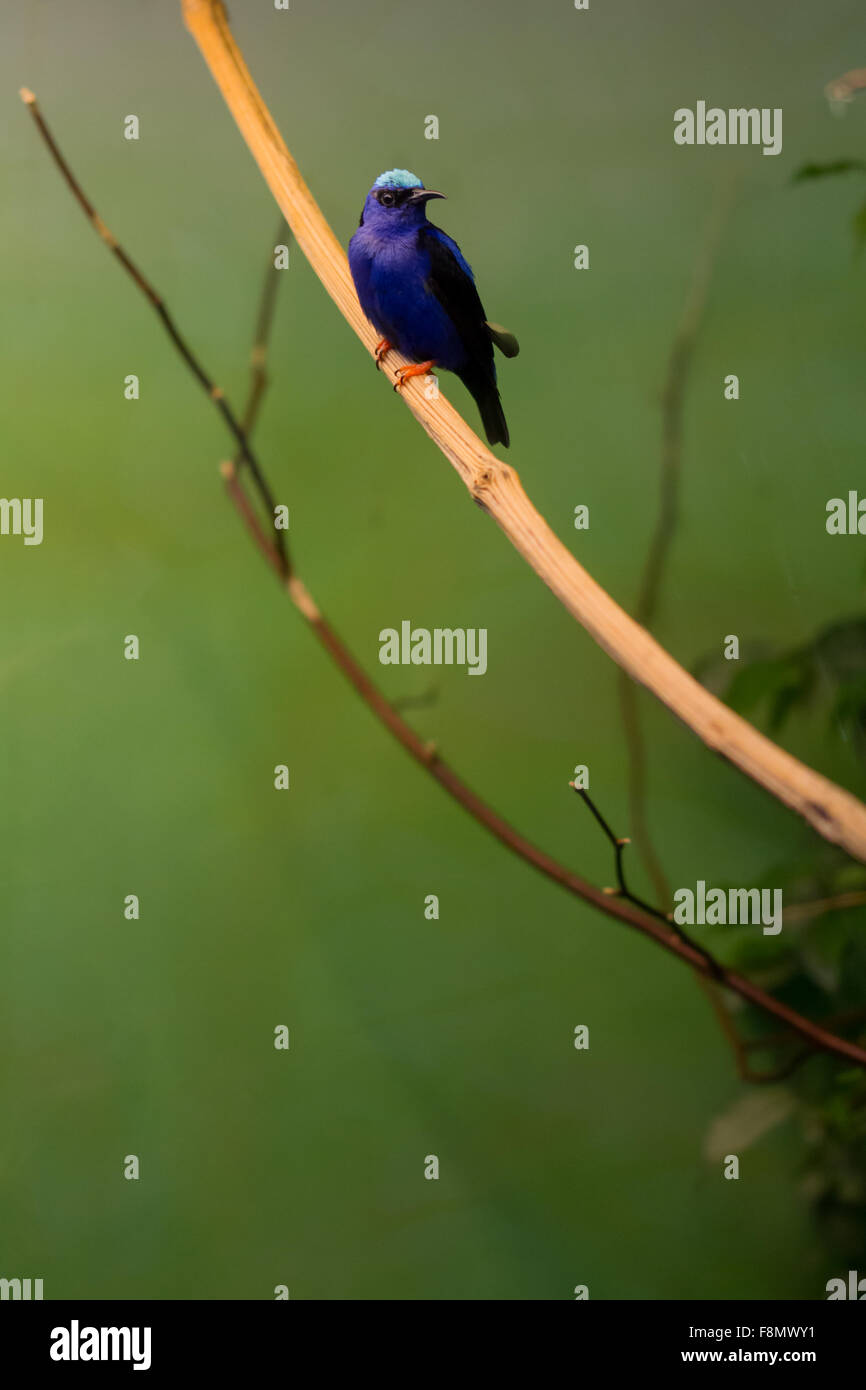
377 186 446 208
359 185 445 226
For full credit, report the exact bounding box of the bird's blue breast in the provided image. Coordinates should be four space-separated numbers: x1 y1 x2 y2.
348 227 469 371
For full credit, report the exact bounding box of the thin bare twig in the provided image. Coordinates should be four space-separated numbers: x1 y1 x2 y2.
570 783 725 977
570 782 833 1082
238 214 289 442
24 90 866 1074
20 86 289 579
784 889 866 925
739 1008 866 1083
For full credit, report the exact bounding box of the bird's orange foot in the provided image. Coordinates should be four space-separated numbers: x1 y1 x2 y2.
393 361 435 392
374 338 392 369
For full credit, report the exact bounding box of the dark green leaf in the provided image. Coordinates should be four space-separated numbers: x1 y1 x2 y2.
792 159 866 182
725 655 811 726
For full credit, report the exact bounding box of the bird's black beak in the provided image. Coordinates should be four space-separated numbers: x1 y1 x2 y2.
408 188 446 205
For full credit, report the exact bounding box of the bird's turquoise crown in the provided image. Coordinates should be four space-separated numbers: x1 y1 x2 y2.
374 169 423 190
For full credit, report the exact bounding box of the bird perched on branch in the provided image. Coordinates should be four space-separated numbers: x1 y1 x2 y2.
348 169 519 447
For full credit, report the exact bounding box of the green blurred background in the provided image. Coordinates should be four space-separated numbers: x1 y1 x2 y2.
2 0 865 1299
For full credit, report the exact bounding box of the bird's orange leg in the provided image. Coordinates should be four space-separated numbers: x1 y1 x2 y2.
374 337 392 369
393 360 435 392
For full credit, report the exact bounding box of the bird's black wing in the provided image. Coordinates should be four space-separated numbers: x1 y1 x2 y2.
419 225 512 447
419 226 493 367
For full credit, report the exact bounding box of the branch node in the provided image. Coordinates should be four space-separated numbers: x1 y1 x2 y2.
92 215 118 250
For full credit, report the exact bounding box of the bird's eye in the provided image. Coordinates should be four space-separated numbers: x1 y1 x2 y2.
379 191 395 206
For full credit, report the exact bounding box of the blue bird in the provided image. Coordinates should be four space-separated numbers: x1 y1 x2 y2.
348 169 519 447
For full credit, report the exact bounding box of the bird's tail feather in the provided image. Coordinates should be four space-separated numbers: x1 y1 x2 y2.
462 371 510 449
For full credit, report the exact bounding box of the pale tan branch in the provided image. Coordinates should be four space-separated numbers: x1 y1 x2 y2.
180 0 866 864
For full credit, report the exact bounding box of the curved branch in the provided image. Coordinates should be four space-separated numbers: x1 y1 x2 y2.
180 0 866 864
